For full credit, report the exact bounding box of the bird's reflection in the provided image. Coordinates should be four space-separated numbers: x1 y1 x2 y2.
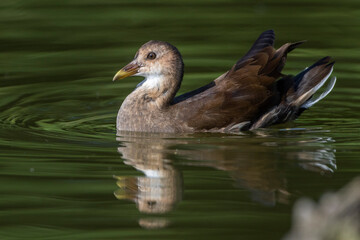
114 128 336 216
114 132 182 214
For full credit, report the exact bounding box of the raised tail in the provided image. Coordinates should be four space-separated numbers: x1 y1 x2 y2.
250 57 336 129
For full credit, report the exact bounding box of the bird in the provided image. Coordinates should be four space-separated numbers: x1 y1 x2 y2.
113 30 336 133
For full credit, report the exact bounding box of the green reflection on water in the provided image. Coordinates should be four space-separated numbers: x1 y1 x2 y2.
0 0 360 239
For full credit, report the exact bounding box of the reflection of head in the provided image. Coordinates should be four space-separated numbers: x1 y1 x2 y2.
136 174 182 214
114 131 183 214
114 172 182 214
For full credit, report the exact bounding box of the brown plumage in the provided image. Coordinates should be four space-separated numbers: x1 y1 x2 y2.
113 30 336 133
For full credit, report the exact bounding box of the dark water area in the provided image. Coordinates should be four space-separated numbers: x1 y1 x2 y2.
1 1 359 239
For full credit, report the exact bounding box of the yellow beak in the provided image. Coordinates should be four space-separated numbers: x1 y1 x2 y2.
113 62 140 81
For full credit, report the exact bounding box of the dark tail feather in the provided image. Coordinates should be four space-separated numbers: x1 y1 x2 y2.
287 40 307 53
264 41 306 78
235 30 275 70
250 57 336 129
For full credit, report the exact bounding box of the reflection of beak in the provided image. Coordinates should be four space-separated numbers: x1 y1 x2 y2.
113 61 140 81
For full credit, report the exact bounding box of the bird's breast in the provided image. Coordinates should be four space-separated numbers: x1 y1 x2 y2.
116 93 177 132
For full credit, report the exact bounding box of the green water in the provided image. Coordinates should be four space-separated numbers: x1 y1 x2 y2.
1 1 359 239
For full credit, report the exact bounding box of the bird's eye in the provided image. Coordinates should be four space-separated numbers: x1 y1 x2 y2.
147 52 156 60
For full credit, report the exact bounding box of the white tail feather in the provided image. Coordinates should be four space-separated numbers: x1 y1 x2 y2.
294 66 334 107
301 76 336 109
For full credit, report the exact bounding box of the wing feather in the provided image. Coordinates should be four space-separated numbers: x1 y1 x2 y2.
170 31 304 131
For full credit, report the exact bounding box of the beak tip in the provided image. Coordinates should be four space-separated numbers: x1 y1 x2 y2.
113 62 139 82
112 72 122 82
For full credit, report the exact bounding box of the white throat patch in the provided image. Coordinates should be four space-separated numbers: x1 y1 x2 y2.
134 62 167 90
139 74 164 90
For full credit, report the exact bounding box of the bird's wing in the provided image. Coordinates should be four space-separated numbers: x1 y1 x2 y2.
171 30 304 131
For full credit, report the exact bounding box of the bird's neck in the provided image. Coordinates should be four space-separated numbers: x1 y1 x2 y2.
135 73 181 108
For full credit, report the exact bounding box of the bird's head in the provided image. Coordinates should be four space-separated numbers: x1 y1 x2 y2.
113 41 184 90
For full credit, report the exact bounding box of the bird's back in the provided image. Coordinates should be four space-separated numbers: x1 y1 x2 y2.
171 30 335 132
